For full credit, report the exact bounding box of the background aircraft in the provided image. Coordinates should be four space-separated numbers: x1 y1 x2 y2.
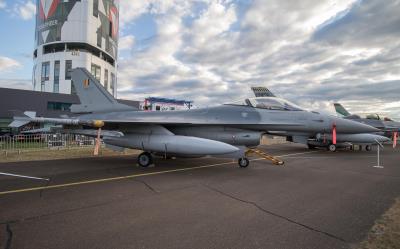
250 87 391 151
10 69 385 167
334 103 399 148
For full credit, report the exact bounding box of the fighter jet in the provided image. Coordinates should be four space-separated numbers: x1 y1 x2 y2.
334 103 399 148
249 87 391 151
10 69 385 168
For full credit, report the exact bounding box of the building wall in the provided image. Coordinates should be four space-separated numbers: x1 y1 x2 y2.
33 0 119 96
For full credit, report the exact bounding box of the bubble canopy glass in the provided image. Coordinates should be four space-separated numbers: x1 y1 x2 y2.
226 97 304 111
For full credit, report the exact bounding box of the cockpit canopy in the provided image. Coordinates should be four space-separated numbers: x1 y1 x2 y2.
362 114 393 121
227 97 304 111
365 113 381 120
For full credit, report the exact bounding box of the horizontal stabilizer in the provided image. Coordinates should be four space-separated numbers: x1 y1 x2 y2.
24 111 37 118
8 111 37 128
9 120 31 128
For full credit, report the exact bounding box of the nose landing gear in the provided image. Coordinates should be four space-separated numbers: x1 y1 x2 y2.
238 158 250 168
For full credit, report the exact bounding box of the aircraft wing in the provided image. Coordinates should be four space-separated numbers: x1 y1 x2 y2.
9 111 304 130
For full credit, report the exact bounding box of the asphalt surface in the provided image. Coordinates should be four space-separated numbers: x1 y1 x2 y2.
0 144 399 249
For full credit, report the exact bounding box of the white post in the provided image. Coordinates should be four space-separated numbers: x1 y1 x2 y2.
377 145 380 166
373 139 384 168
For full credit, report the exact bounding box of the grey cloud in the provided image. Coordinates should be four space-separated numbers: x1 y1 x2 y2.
313 0 400 47
117 0 400 118
171 79 205 88
270 80 400 103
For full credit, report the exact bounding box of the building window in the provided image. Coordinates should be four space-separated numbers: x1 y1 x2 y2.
91 64 101 82
104 69 109 89
110 72 115 94
41 82 45 92
93 0 99 17
54 61 60 93
65 60 72 80
41 62 50 81
47 102 72 111
156 106 161 111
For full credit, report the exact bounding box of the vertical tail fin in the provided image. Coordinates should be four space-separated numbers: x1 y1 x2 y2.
70 68 135 113
251 87 276 97
334 103 351 117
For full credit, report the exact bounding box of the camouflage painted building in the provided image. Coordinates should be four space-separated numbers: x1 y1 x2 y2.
33 0 119 96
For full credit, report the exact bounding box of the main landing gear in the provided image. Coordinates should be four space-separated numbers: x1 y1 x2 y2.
328 144 337 152
137 152 153 167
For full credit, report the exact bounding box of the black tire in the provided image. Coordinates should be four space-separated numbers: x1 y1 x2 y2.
307 144 316 150
238 158 250 168
328 144 337 152
137 152 153 167
365 145 372 151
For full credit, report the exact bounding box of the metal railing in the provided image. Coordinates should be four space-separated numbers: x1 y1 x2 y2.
0 134 96 152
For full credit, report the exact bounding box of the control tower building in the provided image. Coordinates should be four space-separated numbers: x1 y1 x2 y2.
33 0 119 96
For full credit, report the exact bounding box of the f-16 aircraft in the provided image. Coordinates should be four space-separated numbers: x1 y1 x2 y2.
334 103 399 148
250 87 391 151
10 69 386 167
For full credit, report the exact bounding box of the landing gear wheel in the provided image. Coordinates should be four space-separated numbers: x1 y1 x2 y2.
307 144 316 150
137 152 153 167
328 144 337 152
365 145 372 151
238 158 250 168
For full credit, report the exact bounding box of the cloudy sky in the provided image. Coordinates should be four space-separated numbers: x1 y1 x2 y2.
0 0 399 118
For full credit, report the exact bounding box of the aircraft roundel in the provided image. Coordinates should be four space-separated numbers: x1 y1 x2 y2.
39 0 60 20
109 6 119 38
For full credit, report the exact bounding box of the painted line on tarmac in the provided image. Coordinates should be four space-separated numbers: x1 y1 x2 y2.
0 151 318 196
0 172 49 181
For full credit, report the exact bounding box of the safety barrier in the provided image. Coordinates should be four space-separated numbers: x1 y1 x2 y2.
0 134 96 152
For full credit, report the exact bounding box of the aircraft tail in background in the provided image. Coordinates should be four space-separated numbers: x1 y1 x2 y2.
334 103 351 117
251 87 276 97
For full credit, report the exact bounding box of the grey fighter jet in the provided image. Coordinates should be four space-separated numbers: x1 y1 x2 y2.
249 87 392 151
334 103 400 147
10 69 386 168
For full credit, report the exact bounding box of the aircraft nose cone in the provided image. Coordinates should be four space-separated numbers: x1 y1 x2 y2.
333 117 380 134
